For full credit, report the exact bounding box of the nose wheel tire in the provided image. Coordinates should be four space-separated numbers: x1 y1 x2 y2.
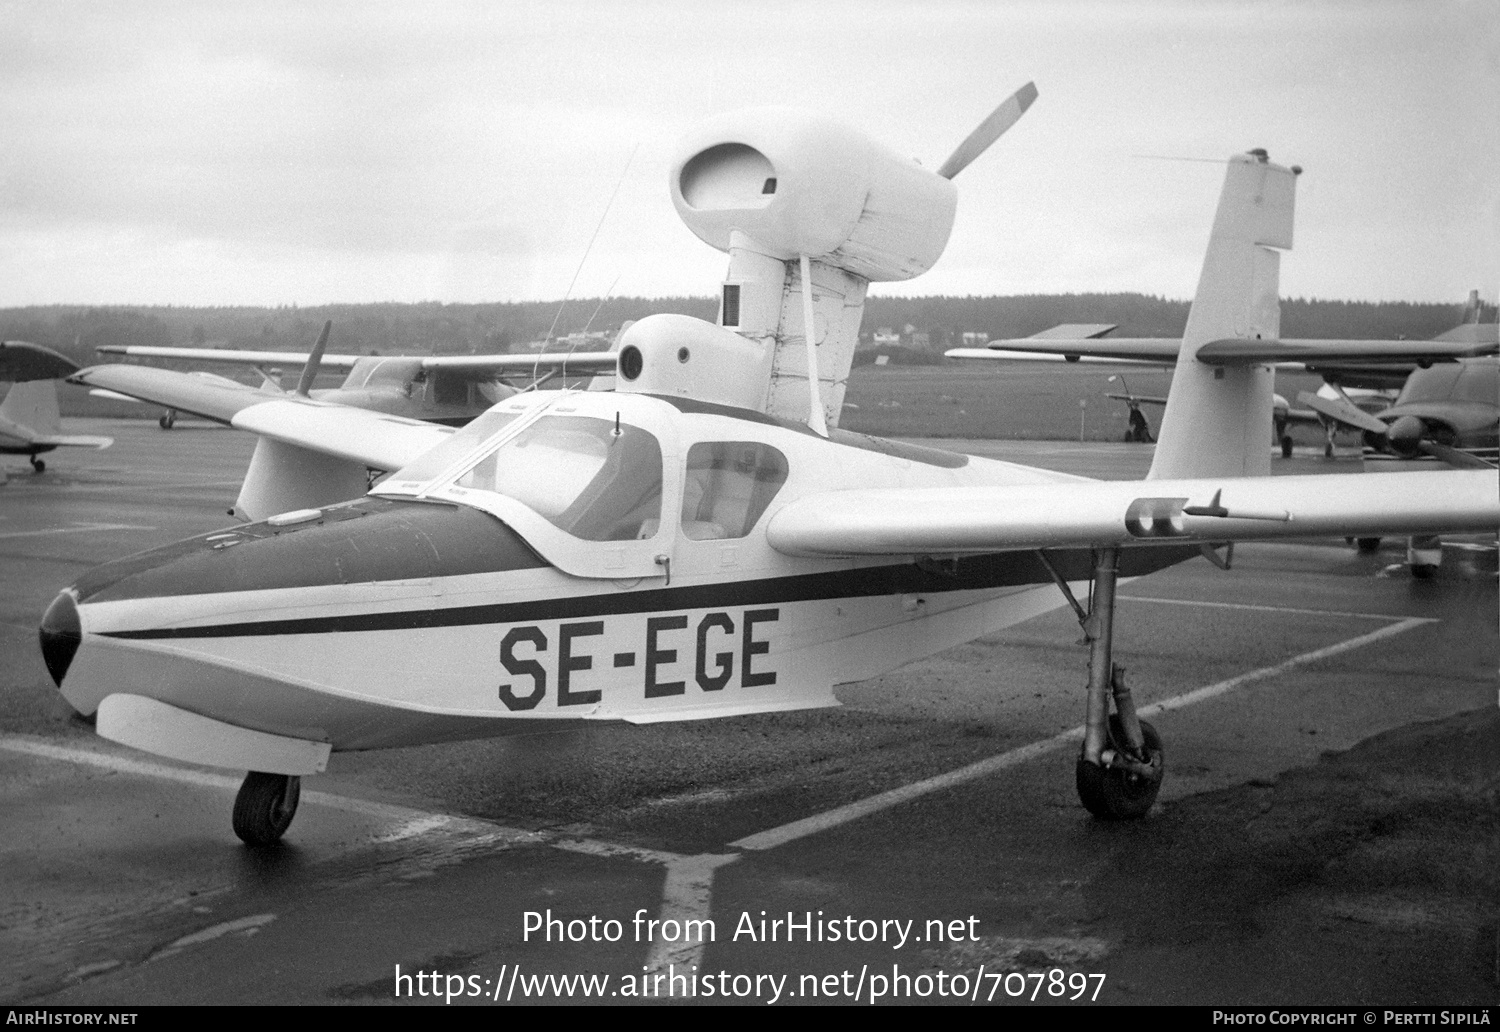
1076 716 1164 820
233 771 301 846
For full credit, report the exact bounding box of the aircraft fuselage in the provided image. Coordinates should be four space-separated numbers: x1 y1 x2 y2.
43 390 1194 766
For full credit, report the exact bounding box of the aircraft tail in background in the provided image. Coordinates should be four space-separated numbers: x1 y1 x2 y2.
0 380 113 455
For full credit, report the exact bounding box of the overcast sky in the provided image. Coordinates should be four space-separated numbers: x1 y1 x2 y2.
2 0 1495 307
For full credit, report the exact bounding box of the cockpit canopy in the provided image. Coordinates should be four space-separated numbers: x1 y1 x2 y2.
373 392 792 579
1397 360 1498 407
378 406 664 542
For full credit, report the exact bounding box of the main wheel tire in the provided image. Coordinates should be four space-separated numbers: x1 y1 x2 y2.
1355 537 1382 553
30 457 45 473
1409 563 1439 580
232 771 300 846
1076 717 1164 820
159 412 175 430
1280 435 1293 459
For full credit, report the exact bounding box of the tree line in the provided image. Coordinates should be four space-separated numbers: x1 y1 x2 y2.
1 294 1490 370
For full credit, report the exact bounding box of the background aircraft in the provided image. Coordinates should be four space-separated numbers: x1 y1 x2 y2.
1298 354 1499 574
0 341 112 480
39 94 1497 849
74 321 620 429
947 295 1498 457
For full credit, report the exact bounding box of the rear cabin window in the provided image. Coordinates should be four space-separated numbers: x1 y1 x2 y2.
679 442 789 540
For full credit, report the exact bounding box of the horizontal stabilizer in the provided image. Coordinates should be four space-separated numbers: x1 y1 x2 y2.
950 335 1495 368
1196 337 1498 365
947 339 1181 363
30 434 113 449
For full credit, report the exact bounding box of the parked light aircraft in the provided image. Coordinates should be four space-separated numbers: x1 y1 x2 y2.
1 342 112 478
38 89 1499 847
1298 355 1499 574
76 322 618 429
947 293 1498 458
1102 374 1385 457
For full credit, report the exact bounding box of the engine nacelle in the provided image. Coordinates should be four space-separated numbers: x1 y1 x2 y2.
670 108 957 282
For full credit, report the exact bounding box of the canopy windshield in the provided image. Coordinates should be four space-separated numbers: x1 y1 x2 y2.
440 414 663 542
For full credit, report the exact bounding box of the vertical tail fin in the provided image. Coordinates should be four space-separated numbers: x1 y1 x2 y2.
1148 152 1299 480
0 380 64 437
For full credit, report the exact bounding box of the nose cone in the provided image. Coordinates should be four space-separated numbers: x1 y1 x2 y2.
39 591 81 686
1386 414 1426 454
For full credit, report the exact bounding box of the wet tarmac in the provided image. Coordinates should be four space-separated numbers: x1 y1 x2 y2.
1 419 1495 1005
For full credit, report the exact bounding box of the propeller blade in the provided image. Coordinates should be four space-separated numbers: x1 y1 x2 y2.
1419 441 1497 470
295 320 333 397
1296 390 1387 434
936 81 1038 180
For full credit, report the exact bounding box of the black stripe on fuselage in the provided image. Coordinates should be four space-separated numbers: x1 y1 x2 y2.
98 544 1198 641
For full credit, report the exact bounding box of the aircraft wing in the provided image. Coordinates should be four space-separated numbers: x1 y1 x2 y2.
70 365 277 425
766 470 1498 556
96 345 366 370
420 352 618 375
96 346 620 380
947 335 1497 366
231 399 452 470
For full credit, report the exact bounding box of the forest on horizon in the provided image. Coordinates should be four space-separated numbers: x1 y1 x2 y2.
1 293 1492 371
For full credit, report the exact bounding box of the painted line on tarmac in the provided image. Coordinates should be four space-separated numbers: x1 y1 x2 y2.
1120 595 1438 623
0 613 1439 979
1136 616 1433 718
729 614 1433 852
0 522 155 540
0 735 683 863
0 734 699 971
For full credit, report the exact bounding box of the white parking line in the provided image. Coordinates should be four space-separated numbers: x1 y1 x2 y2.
0 611 1441 981
1121 595 1426 621
730 615 1434 851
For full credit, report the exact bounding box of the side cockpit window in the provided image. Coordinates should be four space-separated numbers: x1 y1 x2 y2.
680 442 788 540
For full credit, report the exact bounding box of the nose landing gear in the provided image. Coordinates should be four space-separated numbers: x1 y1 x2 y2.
233 771 301 846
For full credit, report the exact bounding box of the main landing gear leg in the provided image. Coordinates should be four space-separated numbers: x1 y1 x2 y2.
232 771 301 846
1044 546 1164 819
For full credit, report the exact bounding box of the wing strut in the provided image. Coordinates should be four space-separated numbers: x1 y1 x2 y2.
800 254 828 437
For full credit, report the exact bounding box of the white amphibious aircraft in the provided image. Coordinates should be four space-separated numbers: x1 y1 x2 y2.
39 87 1499 846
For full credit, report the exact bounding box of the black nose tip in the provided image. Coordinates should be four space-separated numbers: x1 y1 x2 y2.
39 592 81 687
